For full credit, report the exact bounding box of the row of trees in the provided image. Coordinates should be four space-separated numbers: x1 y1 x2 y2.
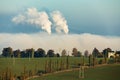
1 47 88 58
92 48 112 58
1 47 60 58
1 47 119 58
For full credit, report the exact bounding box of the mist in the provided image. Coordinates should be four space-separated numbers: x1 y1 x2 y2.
0 33 120 55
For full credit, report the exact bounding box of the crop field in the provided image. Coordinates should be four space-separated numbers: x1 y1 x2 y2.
30 64 120 80
0 57 88 76
0 57 117 80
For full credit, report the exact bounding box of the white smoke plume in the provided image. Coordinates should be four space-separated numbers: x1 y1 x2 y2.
51 11 69 34
12 8 52 34
0 33 120 55
12 14 26 24
12 8 69 34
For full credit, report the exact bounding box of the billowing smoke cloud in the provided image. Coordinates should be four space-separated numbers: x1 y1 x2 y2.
0 33 120 55
51 11 69 34
12 8 69 34
12 8 52 34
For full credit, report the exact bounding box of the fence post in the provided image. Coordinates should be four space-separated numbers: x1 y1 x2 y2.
79 66 85 78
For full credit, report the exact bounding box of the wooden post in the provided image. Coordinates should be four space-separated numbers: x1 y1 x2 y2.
66 55 69 69
79 66 85 78
45 60 47 73
34 64 37 75
82 66 85 78
79 66 81 78
49 59 52 72
93 57 95 67
13 55 15 66
83 56 85 66
23 65 26 79
56 60 59 71
89 55 91 67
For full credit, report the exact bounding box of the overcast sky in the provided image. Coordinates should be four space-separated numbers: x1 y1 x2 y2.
0 0 120 54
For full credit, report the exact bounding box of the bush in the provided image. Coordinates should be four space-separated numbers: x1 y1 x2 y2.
99 59 105 64
108 58 115 64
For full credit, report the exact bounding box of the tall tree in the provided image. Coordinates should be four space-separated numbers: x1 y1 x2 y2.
20 50 26 58
92 48 100 58
47 49 55 57
31 48 34 58
26 48 35 58
84 50 89 58
34 48 45 57
72 48 82 57
102 48 112 58
13 49 21 58
77 51 82 57
102 48 112 63
72 48 78 57
61 49 67 57
2 47 13 57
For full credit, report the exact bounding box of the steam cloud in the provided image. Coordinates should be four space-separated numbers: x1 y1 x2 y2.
12 8 69 34
12 8 52 34
51 11 69 34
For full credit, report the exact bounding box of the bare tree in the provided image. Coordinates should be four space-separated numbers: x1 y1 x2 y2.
61 49 67 57
72 48 82 57
84 50 89 58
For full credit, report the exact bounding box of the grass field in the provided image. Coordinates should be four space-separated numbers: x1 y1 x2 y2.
30 64 120 80
0 57 114 80
0 57 88 76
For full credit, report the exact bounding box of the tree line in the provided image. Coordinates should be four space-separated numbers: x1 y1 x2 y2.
0 47 120 80
0 47 120 58
1 47 60 58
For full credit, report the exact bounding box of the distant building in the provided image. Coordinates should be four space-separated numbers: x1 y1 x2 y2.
108 51 115 58
108 51 120 58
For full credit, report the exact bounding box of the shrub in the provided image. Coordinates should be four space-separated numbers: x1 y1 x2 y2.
99 59 105 64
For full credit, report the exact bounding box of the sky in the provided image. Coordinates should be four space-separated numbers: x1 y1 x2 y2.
0 0 120 54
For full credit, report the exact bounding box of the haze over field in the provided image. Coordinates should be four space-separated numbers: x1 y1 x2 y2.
0 33 120 54
0 0 120 54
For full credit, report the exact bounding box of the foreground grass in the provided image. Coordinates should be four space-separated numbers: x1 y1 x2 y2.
30 64 120 80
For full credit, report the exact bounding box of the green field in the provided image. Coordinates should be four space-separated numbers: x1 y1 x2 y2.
30 64 120 80
0 57 87 76
0 57 117 80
